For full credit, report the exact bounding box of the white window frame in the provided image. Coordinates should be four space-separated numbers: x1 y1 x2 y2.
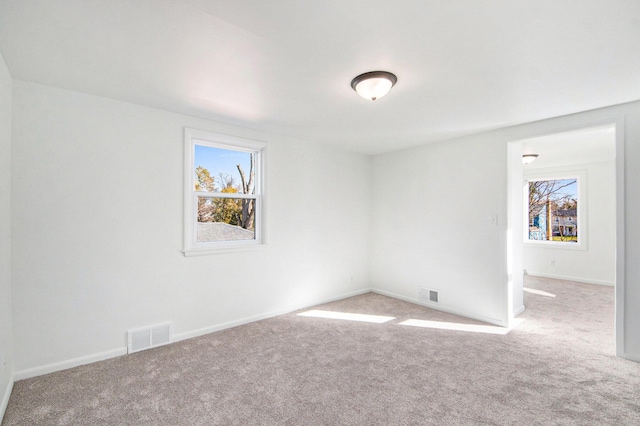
523 169 587 251
183 128 266 256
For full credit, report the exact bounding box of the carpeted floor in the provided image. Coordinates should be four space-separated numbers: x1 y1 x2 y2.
3 276 639 425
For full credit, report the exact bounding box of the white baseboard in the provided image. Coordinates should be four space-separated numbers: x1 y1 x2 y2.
1 374 14 422
514 305 525 317
371 288 506 327
173 287 371 343
13 287 371 382
622 351 640 363
13 347 127 381
525 271 614 286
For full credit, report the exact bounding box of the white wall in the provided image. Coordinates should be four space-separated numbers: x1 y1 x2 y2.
0 51 13 418
523 161 616 285
5 78 640 385
371 100 640 361
10 81 371 375
370 133 508 325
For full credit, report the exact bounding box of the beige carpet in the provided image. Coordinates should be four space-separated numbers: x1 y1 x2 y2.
3 277 639 425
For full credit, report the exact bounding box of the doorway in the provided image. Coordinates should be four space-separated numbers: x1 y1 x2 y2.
507 122 623 356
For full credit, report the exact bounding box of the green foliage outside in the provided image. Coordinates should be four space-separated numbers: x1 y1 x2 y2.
552 236 577 242
194 161 255 230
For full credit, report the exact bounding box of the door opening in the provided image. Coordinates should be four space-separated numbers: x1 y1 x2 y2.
507 122 623 356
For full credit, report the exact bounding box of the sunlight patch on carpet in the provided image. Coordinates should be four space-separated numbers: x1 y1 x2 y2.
297 310 395 323
523 287 556 298
399 318 525 335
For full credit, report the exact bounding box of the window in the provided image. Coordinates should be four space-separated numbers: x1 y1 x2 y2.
184 128 265 255
527 176 581 245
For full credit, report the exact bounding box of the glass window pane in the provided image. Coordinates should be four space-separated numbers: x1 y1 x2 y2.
528 179 578 243
197 196 255 242
194 145 254 194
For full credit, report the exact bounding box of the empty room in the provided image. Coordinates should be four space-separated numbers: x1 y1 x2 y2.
1 1 640 424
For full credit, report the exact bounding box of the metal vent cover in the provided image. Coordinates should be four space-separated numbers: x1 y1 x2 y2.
127 322 172 354
419 287 439 304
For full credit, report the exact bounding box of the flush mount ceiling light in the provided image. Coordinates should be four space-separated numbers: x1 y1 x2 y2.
351 71 397 101
522 154 539 164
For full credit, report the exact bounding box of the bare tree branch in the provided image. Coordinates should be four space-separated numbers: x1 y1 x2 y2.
236 153 256 230
529 179 576 220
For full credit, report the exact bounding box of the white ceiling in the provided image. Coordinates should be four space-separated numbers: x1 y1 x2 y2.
521 124 616 170
1 0 639 154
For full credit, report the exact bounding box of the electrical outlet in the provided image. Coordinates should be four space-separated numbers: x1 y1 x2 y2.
550 259 556 266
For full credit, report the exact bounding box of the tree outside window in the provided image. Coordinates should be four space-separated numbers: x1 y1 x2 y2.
193 146 257 242
184 128 265 254
528 178 578 243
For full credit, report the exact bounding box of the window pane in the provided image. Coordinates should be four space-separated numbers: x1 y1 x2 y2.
197 196 255 242
528 179 578 242
185 129 265 253
194 145 254 194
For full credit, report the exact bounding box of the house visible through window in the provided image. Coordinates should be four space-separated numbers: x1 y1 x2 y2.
184 128 265 254
528 178 578 243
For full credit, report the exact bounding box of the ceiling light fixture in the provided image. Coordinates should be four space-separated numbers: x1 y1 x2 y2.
522 154 539 164
351 71 397 101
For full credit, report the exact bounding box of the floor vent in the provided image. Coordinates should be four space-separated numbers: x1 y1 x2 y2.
127 322 172 354
419 287 439 304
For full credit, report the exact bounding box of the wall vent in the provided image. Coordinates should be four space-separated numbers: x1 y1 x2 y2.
127 322 172 354
419 287 439 304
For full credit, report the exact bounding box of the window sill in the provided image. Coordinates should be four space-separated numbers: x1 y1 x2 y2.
524 240 586 251
183 242 266 257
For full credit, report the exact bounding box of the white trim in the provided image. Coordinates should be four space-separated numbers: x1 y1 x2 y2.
195 191 257 200
513 305 525 317
6 285 545 386
524 240 584 250
11 289 370 381
525 272 614 287
187 127 267 151
523 169 587 250
371 288 506 327
185 236 262 254
508 116 626 359
1 374 14 422
13 348 127 381
506 141 524 328
184 127 266 255
173 288 371 342
623 352 640 363
183 242 266 257
613 116 625 358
